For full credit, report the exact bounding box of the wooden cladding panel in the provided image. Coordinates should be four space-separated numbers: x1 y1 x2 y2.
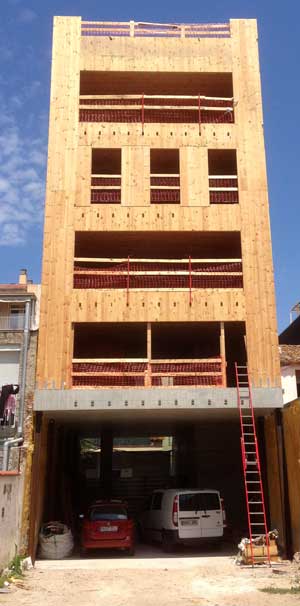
74 205 241 231
37 17 81 385
71 289 245 323
80 37 233 74
230 20 280 387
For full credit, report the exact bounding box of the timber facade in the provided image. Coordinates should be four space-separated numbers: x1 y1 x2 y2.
30 18 284 556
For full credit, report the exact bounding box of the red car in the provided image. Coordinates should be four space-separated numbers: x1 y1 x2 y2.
80 500 135 556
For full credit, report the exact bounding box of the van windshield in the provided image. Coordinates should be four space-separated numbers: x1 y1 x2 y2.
179 493 220 511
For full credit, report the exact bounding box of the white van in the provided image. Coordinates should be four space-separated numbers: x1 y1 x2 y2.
139 489 226 551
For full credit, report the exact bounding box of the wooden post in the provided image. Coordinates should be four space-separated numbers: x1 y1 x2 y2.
220 321 227 387
146 322 152 387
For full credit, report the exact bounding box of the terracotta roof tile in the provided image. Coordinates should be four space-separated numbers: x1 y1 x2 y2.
280 344 300 365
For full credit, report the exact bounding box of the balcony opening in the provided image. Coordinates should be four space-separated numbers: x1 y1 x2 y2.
79 71 234 125
72 321 246 388
208 150 238 204
74 231 243 291
91 149 121 204
150 149 180 204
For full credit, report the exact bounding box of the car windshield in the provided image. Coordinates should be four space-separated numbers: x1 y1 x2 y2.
89 506 128 521
179 493 220 511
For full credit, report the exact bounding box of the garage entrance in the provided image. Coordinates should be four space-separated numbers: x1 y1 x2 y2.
35 409 272 557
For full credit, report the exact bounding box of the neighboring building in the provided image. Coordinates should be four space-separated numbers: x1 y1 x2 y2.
30 18 283 556
279 314 300 404
0 270 40 570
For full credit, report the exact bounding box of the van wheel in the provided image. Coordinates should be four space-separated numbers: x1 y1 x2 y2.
162 532 174 553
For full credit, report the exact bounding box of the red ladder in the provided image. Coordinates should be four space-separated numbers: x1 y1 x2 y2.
235 363 271 566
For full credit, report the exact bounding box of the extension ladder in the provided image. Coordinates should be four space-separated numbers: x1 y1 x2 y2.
235 363 271 566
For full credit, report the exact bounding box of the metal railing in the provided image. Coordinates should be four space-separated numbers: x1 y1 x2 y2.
81 21 231 39
0 314 25 330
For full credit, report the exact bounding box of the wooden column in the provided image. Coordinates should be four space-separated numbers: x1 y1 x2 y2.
220 321 227 387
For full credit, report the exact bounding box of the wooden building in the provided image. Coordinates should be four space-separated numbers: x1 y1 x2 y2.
30 18 284 555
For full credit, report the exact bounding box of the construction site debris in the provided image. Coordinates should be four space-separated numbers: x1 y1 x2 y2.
39 522 74 559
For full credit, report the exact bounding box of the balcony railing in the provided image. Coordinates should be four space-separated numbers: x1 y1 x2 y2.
91 174 121 204
81 21 231 39
79 95 234 127
72 358 225 388
209 175 239 204
74 257 243 305
0 314 25 330
150 174 180 204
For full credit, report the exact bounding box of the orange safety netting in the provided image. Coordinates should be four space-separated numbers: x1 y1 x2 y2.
79 108 234 124
73 260 243 290
209 191 239 204
72 360 223 388
150 190 180 203
91 177 121 186
91 190 121 203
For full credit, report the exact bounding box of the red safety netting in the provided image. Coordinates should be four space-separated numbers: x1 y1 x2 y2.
91 177 121 186
91 190 121 203
74 261 242 272
151 375 223 386
72 360 223 388
73 375 145 387
73 260 243 289
80 97 232 108
150 177 180 186
210 191 239 204
73 362 147 373
209 178 237 187
150 190 180 203
151 362 221 373
74 274 243 289
79 108 234 124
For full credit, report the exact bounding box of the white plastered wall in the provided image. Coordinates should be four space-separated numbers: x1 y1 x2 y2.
281 365 300 404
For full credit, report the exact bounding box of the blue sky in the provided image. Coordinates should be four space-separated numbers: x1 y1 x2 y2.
0 0 299 331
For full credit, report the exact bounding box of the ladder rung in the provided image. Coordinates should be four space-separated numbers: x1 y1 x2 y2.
248 491 261 493
246 481 261 483
250 523 266 526
249 502 263 504
246 471 260 474
249 512 264 515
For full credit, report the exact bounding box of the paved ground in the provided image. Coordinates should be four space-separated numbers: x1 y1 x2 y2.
1 545 299 606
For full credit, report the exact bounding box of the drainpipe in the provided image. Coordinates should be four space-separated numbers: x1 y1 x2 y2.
17 299 31 437
2 299 31 470
2 437 23 471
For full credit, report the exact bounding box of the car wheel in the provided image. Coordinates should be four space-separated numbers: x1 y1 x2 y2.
162 532 174 553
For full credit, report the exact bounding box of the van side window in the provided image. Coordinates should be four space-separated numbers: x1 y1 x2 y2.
152 492 163 510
